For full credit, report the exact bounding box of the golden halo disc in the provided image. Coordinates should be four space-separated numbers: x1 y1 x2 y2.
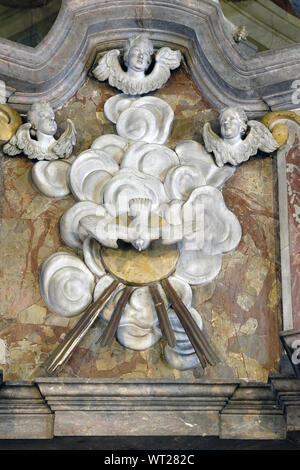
101 240 179 286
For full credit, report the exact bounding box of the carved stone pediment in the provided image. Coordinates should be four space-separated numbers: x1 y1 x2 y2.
0 0 299 114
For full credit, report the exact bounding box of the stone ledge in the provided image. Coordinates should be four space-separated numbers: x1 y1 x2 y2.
270 375 300 432
0 377 298 439
0 381 53 439
36 378 238 437
220 382 285 440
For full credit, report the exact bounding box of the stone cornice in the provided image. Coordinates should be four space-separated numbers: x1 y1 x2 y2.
270 375 300 432
0 377 298 439
0 380 53 439
0 0 299 114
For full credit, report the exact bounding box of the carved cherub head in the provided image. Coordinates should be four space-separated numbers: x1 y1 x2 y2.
123 33 154 76
3 99 76 160
27 101 57 137
93 33 181 95
219 107 248 145
203 105 279 167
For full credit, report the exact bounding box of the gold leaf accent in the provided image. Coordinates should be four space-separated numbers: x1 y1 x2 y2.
261 111 300 147
0 104 22 141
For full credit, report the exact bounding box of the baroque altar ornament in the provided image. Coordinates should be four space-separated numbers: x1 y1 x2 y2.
203 106 279 167
0 33 282 375
39 89 241 372
3 101 76 161
93 33 181 95
0 103 22 141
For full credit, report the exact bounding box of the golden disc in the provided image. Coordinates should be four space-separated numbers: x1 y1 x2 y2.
0 104 22 141
271 123 289 146
101 240 179 286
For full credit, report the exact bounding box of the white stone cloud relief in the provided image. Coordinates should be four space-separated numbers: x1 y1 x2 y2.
38 94 242 370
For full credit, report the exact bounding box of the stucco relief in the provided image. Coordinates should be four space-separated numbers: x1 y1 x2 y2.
0 33 282 377
38 95 242 370
3 101 76 161
203 107 279 167
93 33 181 96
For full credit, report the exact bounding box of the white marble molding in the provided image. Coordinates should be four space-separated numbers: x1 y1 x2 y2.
104 94 174 145
175 249 223 286
164 307 203 370
120 141 179 180
175 140 235 188
31 160 71 198
40 252 95 317
60 201 107 249
68 148 119 203
93 275 194 354
83 237 106 278
104 95 136 124
102 167 168 216
181 185 242 254
91 134 129 164
115 96 174 145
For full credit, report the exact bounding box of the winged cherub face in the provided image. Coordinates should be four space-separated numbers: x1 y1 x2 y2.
127 45 152 73
220 108 242 144
28 102 58 137
38 108 57 136
124 34 154 76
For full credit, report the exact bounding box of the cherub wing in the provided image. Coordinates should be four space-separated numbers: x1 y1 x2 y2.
247 120 279 156
203 122 230 167
149 47 181 91
155 47 181 70
2 131 23 156
52 119 76 159
93 50 121 82
3 123 37 158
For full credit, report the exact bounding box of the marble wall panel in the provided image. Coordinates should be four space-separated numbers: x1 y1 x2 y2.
285 135 300 329
0 67 282 381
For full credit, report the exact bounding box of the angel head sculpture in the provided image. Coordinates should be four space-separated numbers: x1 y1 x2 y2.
93 33 181 95
27 101 58 147
203 106 279 167
3 100 76 161
123 33 154 77
219 107 248 146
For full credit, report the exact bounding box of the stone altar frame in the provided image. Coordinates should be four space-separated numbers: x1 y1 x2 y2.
1 0 300 115
1 0 300 441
